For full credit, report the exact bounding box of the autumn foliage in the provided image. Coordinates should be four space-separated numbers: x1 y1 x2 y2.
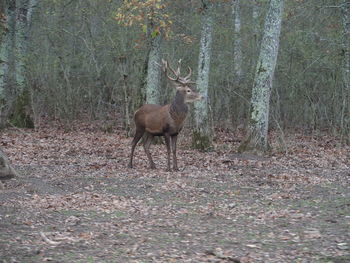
115 0 172 38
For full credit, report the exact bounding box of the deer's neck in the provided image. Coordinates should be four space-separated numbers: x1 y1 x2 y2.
170 92 188 121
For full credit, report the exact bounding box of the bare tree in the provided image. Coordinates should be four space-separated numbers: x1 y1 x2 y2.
145 34 162 104
192 0 214 150
340 1 350 142
0 0 16 127
239 0 285 154
232 0 242 84
0 0 37 128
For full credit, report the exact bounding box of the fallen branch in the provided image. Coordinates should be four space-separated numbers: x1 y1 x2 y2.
39 232 61 246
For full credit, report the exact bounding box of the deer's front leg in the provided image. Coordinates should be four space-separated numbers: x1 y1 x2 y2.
164 134 171 171
171 135 179 171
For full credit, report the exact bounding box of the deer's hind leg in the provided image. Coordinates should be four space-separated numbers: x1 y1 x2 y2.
128 127 144 168
143 132 156 169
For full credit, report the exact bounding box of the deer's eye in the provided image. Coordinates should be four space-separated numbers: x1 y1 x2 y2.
187 89 191 93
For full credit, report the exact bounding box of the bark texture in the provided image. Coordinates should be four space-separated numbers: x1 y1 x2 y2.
146 34 162 105
0 0 37 128
0 149 17 180
340 1 350 141
192 1 213 150
232 0 242 83
0 1 16 126
239 0 284 154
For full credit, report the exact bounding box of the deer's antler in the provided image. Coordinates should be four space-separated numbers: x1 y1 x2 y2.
162 59 195 85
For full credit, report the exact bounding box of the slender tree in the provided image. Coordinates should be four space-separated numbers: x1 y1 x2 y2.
340 1 350 141
252 0 260 44
238 0 285 153
251 0 261 71
192 0 214 150
232 0 242 84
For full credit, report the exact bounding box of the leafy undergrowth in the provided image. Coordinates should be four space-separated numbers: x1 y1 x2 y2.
0 123 349 263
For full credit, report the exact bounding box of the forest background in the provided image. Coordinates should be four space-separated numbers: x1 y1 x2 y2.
0 0 349 147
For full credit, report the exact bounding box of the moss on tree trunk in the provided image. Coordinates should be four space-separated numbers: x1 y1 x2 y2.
237 129 271 155
9 88 34 128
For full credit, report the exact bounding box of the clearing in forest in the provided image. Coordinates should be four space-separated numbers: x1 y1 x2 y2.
0 124 349 263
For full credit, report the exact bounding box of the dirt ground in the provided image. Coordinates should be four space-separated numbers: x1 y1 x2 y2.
0 124 349 263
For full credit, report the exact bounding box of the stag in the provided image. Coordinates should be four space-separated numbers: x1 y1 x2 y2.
128 60 202 171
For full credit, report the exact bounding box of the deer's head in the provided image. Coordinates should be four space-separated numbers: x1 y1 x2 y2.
162 59 202 103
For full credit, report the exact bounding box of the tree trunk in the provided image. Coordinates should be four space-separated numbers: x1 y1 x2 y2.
232 0 242 84
0 0 36 128
11 0 37 128
340 1 350 142
0 148 17 180
192 1 213 151
252 0 260 46
0 1 6 41
145 34 162 104
0 0 16 127
251 0 261 74
238 0 284 154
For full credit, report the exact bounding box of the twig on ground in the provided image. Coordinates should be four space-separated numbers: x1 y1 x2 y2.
39 232 61 246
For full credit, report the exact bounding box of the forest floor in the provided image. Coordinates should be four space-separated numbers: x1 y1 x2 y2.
0 122 349 263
